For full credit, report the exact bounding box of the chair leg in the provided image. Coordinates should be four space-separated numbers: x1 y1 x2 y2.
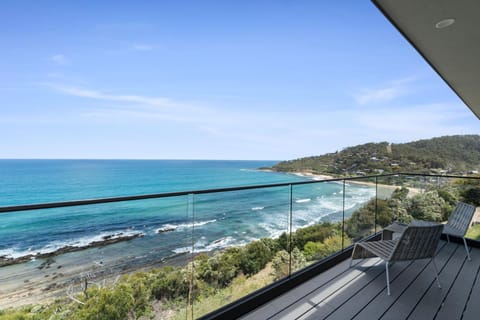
350 244 358 267
431 258 441 289
446 234 450 243
385 261 390 296
463 237 471 261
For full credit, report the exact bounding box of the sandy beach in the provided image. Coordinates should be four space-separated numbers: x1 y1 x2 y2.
291 171 422 199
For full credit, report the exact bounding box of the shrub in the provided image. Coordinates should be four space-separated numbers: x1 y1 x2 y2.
406 191 445 222
271 248 306 280
150 266 190 301
303 241 323 261
460 186 480 206
239 241 272 276
293 222 338 250
345 198 394 240
195 249 241 288
73 284 134 320
303 235 350 261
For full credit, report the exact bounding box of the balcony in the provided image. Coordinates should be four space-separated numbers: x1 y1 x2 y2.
0 173 479 319
240 240 480 320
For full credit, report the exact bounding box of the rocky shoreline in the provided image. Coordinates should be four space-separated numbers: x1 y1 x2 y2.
0 232 145 268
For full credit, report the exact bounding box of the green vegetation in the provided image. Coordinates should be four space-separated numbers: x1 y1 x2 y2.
272 135 480 176
1 178 479 320
466 224 480 241
0 219 347 320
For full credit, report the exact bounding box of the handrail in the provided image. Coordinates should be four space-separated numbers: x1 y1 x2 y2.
1 172 478 213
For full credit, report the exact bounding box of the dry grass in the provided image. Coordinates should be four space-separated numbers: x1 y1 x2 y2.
167 263 275 320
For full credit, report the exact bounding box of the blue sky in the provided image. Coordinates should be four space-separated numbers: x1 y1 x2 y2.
1 0 478 160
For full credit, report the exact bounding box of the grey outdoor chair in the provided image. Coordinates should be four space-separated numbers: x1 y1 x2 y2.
443 202 476 261
350 223 444 295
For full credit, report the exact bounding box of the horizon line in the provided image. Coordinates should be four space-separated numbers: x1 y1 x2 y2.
0 158 283 162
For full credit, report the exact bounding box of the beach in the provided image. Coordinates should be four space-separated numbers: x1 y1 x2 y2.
291 171 422 199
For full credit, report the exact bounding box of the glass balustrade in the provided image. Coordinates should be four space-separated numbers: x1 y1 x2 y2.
1 173 479 319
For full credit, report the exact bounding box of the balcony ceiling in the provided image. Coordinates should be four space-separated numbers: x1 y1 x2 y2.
372 0 480 119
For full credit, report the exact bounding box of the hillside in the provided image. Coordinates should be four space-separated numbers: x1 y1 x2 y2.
272 135 480 176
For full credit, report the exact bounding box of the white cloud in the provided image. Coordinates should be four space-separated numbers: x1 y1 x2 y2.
355 102 476 141
50 54 69 66
49 84 176 108
42 82 478 160
45 83 212 125
130 43 153 51
353 77 420 105
355 86 405 105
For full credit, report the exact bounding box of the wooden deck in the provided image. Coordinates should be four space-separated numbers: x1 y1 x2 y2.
241 241 480 320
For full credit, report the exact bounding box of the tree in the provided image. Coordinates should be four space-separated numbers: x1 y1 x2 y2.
345 199 395 240
406 191 446 222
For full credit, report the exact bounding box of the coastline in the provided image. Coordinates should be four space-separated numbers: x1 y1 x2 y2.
0 232 145 268
288 170 421 198
0 241 196 309
290 171 335 181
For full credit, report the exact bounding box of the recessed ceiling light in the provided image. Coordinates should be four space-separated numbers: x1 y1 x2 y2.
435 18 455 29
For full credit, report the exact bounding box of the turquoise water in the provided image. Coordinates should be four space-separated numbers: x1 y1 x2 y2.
0 160 375 266
0 159 296 206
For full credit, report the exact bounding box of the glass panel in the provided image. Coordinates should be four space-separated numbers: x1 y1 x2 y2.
459 176 480 240
344 177 377 242
190 186 290 319
0 196 192 319
290 181 345 266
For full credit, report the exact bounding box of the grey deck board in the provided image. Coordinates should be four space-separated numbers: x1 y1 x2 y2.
377 243 459 320
297 260 388 320
353 243 454 320
240 241 480 320
268 259 381 320
457 249 480 320
323 243 451 320
435 248 480 320
241 258 362 320
406 245 467 320
463 264 480 320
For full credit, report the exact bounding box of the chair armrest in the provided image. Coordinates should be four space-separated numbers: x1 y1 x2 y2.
382 222 408 240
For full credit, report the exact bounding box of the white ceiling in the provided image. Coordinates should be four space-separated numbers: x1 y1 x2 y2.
373 0 480 119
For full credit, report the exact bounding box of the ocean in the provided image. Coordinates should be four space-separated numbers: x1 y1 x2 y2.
0 159 375 274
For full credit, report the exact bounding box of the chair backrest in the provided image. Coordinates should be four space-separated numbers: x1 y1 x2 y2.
390 224 444 261
446 202 476 236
